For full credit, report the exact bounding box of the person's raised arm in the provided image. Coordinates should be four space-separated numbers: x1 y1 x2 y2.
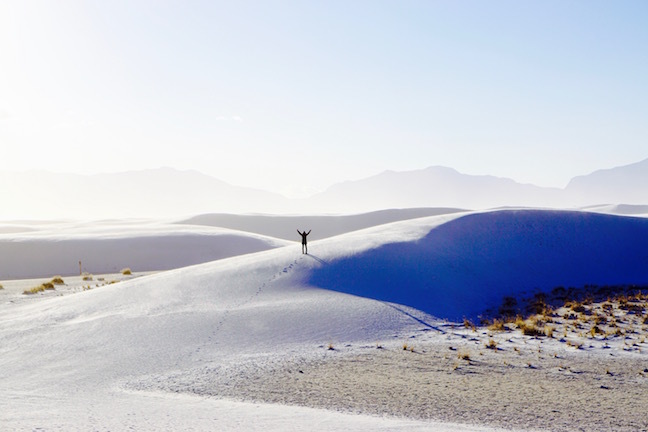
306 230 311 235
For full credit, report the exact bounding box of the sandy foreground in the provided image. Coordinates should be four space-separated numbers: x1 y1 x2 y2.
153 325 648 432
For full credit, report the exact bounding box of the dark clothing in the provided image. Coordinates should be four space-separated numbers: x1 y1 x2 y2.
298 230 310 244
297 230 311 254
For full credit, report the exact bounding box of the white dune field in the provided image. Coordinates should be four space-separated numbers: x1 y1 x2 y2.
1 209 648 431
0 219 291 280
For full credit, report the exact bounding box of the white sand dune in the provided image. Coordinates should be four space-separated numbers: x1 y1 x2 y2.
310 209 648 321
179 207 464 241
1 209 647 431
583 203 648 216
0 219 290 279
0 209 461 280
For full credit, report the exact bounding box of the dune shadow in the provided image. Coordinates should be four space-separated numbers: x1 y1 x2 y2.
306 254 328 265
381 302 446 333
308 210 648 321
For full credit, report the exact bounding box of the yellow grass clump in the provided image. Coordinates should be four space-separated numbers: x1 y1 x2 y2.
487 318 509 332
23 283 55 295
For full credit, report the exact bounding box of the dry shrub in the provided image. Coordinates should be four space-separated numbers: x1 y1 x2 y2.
23 286 44 295
488 319 507 332
518 318 545 337
568 301 586 313
23 283 54 295
590 325 604 336
458 351 471 361
545 326 554 338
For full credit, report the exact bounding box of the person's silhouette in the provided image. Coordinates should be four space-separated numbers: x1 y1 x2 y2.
297 229 311 254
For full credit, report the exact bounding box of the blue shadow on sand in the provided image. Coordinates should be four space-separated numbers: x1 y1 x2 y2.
308 210 648 321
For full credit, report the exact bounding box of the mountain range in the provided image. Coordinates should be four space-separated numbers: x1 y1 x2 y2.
1 159 646 219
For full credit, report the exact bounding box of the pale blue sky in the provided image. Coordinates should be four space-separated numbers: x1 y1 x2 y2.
1 1 647 197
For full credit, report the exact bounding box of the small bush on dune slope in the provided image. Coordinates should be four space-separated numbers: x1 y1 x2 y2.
50 276 65 285
23 283 56 295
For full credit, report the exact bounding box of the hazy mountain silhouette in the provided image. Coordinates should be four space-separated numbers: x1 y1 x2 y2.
304 166 568 212
565 158 648 205
0 168 291 219
1 159 646 219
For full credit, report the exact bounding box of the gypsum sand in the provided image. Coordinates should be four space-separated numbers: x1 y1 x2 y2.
143 288 648 431
155 330 648 432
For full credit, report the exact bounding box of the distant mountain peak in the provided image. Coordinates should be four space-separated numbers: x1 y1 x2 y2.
1 158 646 219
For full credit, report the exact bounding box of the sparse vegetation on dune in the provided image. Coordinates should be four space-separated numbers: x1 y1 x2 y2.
458 350 471 361
121 268 132 275
23 282 56 295
401 342 415 352
23 287 42 295
16 270 140 297
487 284 648 321
479 284 648 344
463 318 476 331
487 318 507 332
518 319 545 337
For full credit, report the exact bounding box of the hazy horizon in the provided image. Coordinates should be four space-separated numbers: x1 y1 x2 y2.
2 1 648 199
0 155 646 200
0 157 646 220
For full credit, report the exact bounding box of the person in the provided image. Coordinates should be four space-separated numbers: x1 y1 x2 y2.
297 229 311 254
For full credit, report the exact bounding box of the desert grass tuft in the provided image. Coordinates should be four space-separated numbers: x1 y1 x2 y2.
590 325 604 337
50 276 65 285
402 342 415 352
487 318 507 332
23 283 55 295
545 325 555 338
518 318 545 337
463 318 476 331
566 340 583 349
23 286 44 295
121 268 132 275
